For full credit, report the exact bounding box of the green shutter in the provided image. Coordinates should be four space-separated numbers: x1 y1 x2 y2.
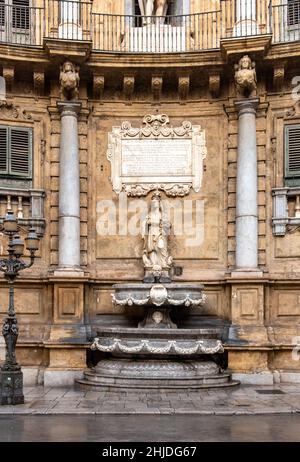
12 0 30 30
0 0 5 28
0 126 8 174
10 127 31 176
0 125 32 179
285 124 300 186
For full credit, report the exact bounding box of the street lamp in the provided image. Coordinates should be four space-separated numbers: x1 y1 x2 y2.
0 211 40 405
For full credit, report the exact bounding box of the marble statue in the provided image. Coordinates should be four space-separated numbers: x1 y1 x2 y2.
142 192 173 282
138 0 169 25
234 55 257 98
59 60 80 101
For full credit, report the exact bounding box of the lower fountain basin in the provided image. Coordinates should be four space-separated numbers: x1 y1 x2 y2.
77 359 239 390
91 327 224 357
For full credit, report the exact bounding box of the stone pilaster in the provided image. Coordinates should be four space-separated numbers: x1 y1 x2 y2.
55 101 83 276
234 98 260 272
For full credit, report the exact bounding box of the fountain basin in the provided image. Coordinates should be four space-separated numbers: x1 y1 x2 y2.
112 283 206 329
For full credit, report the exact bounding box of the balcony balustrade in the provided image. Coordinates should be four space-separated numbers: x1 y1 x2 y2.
0 188 45 238
0 1 298 53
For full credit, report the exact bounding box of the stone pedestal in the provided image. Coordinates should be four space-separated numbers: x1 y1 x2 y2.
234 98 260 271
0 369 24 405
56 101 83 275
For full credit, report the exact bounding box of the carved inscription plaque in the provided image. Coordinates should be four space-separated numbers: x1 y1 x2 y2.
107 114 207 197
122 139 192 177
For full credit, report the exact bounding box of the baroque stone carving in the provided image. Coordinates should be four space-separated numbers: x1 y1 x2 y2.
273 64 285 92
234 55 257 98
3 66 14 93
59 61 80 101
34 71 45 96
0 101 32 120
151 75 163 101
0 101 18 118
123 184 192 197
142 193 173 282
107 114 207 197
178 75 190 102
93 74 105 100
209 72 221 98
111 283 207 308
123 74 135 101
91 337 224 355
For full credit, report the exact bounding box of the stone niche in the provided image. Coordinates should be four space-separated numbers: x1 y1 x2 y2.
94 112 226 264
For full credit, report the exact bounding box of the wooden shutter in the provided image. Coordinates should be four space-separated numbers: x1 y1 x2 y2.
288 0 300 26
10 127 31 176
0 0 5 28
0 126 8 174
285 124 300 185
0 125 32 178
12 0 30 30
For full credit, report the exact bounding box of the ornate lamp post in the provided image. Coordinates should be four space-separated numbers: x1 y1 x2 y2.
0 211 39 405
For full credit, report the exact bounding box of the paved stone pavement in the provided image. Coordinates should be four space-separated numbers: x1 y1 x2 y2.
0 383 300 415
1 414 300 441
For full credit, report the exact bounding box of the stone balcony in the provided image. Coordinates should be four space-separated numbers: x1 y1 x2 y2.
0 187 45 237
0 0 299 54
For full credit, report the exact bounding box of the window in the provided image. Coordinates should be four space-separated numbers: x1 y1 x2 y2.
0 0 5 28
12 0 30 30
285 124 300 185
0 125 32 178
0 0 30 30
288 0 300 26
59 0 81 25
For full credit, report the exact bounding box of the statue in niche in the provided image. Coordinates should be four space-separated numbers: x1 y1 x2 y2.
234 55 257 98
138 0 169 25
59 61 80 101
142 192 173 282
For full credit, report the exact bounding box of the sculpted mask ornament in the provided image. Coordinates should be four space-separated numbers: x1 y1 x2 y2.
234 55 257 98
142 192 173 283
138 0 169 25
59 60 80 101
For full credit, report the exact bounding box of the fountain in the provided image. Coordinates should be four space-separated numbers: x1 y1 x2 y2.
78 193 239 390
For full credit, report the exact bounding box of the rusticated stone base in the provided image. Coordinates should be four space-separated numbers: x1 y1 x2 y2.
76 359 239 390
0 369 24 405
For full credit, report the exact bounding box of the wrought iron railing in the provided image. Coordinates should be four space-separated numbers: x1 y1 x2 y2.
0 1 300 51
92 11 221 52
45 0 92 41
0 2 44 46
272 1 300 44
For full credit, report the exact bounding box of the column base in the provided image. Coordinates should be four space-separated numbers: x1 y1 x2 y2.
54 267 85 278
0 369 24 405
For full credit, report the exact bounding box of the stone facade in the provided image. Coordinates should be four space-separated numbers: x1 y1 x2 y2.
0 0 300 386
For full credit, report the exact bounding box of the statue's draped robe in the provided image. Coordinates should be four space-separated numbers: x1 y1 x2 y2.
138 0 168 17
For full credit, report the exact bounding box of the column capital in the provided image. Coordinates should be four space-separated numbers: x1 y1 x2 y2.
234 97 260 116
57 101 82 118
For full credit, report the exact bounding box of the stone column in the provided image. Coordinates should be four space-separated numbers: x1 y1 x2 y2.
56 101 82 274
234 98 260 270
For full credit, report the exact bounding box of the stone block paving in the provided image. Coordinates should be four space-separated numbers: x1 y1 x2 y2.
0 384 300 415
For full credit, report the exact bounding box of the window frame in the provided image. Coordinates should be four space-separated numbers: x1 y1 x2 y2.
284 123 300 186
0 124 33 180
